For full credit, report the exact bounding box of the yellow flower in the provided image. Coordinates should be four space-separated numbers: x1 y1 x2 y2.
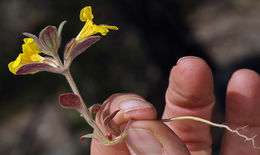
8 38 44 75
76 6 118 42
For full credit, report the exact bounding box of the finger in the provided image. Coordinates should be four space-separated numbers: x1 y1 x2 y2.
162 56 215 155
221 69 260 154
91 93 157 155
124 120 190 155
91 93 190 155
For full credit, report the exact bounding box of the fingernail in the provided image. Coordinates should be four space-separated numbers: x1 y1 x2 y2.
177 56 197 65
120 99 152 112
125 128 162 155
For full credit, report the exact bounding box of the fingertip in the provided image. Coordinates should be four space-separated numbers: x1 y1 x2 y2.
91 94 157 155
167 56 214 107
226 69 260 124
227 69 260 96
176 56 207 66
96 93 157 135
108 93 157 124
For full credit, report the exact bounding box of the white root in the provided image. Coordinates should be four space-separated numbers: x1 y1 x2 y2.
162 116 260 149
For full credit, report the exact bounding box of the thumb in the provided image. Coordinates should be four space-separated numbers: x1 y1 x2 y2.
125 120 190 155
92 93 190 155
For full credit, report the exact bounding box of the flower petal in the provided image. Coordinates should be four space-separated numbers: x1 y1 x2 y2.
8 54 22 74
23 32 45 50
94 25 119 36
80 6 94 22
76 6 118 41
22 38 40 54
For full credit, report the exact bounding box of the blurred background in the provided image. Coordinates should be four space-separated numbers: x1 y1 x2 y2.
1 0 260 154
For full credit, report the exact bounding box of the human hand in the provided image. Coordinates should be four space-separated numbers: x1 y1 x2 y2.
90 56 260 155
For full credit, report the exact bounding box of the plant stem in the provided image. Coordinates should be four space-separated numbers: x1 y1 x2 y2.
52 52 128 145
52 52 86 110
63 70 108 143
52 52 107 141
64 71 82 101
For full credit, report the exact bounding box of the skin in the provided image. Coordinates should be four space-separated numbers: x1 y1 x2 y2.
91 56 260 155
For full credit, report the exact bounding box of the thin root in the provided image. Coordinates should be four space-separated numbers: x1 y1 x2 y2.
162 116 260 150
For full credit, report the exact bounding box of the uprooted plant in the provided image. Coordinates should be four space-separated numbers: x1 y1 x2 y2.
8 5 260 149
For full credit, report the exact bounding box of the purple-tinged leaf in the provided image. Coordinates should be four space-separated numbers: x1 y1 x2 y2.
64 36 101 65
58 21 67 41
71 36 101 60
16 63 61 75
105 120 133 142
108 133 113 141
39 26 59 55
43 57 59 68
80 133 97 142
121 120 133 134
104 110 120 126
59 93 82 110
80 137 86 142
64 38 76 60
113 119 133 140
89 104 102 114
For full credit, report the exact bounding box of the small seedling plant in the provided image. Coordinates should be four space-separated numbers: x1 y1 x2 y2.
8 5 260 150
